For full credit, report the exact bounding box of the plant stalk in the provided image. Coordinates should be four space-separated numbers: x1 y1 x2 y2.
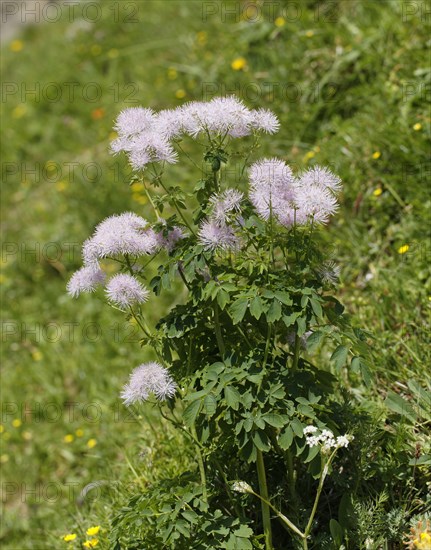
256 449 273 550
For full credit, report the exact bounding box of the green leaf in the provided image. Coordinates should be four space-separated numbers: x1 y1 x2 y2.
330 518 344 545
262 413 286 428
229 297 249 324
183 400 201 427
202 393 217 416
217 289 230 310
304 444 320 463
267 299 282 322
252 431 271 452
385 391 416 422
273 291 292 306
224 386 241 410
331 345 349 371
306 330 325 352
296 316 307 337
290 418 304 437
283 311 300 327
250 296 264 320
279 426 294 450
310 298 323 318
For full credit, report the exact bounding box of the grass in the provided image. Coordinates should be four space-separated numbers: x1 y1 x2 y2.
1 0 430 548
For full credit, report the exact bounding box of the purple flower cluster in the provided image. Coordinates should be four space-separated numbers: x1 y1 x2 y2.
248 159 341 226
112 97 280 170
121 362 177 405
106 273 149 309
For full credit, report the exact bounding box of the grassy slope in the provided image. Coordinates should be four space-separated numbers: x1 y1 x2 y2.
1 0 429 548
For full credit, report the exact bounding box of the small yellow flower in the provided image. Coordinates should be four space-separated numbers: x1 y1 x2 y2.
32 350 43 361
305 30 314 38
12 419 22 428
398 244 409 254
231 57 247 71
62 533 77 542
132 194 147 205
372 151 381 159
22 431 32 441
86 526 101 536
108 48 119 59
12 105 27 119
56 181 68 192
373 188 383 196
413 122 422 131
83 539 99 548
167 68 178 80
274 16 285 27
91 44 102 56
175 89 186 99
10 40 24 52
303 151 315 161
196 31 207 45
64 434 74 443
75 428 84 437
131 182 145 193
0 454 9 463
87 438 97 449
0 425 4 434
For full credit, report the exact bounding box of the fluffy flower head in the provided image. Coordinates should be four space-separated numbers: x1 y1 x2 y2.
198 219 240 252
105 273 149 308
121 362 177 405
67 266 105 297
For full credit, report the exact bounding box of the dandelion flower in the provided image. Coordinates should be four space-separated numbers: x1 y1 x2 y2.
121 362 177 405
67 266 106 297
83 539 99 548
105 274 149 308
62 533 77 542
398 244 409 254
86 526 101 536
87 439 97 449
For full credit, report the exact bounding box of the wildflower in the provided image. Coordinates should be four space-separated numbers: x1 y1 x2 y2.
231 481 253 493
32 350 43 361
208 189 243 223
121 362 177 405
64 434 74 443
294 183 339 225
82 213 158 265
91 108 105 120
274 16 285 27
304 426 353 451
175 89 186 99
231 57 247 71
75 429 84 437
86 526 101 536
12 419 22 428
248 158 297 225
305 30 314 37
62 533 77 542
0 425 4 434
155 225 186 252
372 151 381 159
105 274 149 308
373 187 383 196
318 260 341 285
67 266 106 297
83 540 99 548
10 40 24 52
198 219 240 252
87 439 97 449
251 108 280 134
22 431 32 441
298 165 342 193
413 123 422 131
398 244 409 254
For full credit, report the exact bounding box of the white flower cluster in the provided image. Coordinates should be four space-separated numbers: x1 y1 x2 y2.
303 425 352 452
112 97 280 170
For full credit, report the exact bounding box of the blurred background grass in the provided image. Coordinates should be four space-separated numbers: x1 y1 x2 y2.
1 0 430 547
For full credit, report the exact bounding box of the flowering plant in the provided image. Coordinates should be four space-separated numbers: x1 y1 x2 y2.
68 97 371 548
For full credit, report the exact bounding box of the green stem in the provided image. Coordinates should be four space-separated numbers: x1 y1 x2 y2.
214 303 226 357
250 486 304 540
292 334 301 372
304 452 336 539
191 425 208 503
256 450 273 550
